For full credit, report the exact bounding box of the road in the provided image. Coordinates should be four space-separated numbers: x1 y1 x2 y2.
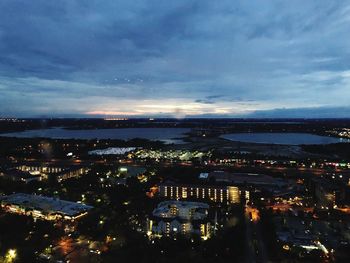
245 206 268 263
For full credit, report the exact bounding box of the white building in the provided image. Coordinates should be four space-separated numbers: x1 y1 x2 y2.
148 201 211 240
0 193 93 221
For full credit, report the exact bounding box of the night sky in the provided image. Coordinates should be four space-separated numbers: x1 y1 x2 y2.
0 1 350 118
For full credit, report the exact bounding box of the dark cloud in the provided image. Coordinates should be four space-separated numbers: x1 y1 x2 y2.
0 1 349 117
248 106 350 118
195 99 215 104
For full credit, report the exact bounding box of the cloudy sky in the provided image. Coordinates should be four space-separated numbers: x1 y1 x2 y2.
0 0 350 118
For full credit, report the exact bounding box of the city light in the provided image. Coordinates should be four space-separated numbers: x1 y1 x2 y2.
5 249 17 262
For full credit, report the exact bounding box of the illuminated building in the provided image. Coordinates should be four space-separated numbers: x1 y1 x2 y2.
88 147 137 155
147 201 211 240
0 193 93 221
310 178 347 208
159 182 248 204
54 167 89 182
16 163 90 182
0 169 42 183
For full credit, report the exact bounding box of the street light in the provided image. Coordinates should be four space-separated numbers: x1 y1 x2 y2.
6 249 17 262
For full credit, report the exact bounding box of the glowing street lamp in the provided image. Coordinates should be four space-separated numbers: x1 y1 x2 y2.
5 249 17 262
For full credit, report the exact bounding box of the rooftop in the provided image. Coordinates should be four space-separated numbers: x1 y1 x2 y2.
3 169 41 180
208 171 287 187
0 193 93 217
153 200 209 220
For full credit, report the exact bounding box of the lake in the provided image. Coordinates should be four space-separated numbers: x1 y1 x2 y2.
220 132 350 145
0 127 190 144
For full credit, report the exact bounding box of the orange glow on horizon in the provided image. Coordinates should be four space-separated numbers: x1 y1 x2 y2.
86 111 140 116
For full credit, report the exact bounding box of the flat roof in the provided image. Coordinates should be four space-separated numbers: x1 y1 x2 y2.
153 201 209 220
15 162 87 169
4 169 41 179
160 181 236 190
208 172 286 186
0 193 93 216
156 200 209 209
199 173 209 179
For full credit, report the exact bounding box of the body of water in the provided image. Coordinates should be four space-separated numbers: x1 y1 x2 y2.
0 127 190 144
220 132 350 145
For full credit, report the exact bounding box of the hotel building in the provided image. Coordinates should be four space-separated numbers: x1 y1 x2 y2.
16 163 90 182
148 201 211 240
159 182 249 204
0 193 93 221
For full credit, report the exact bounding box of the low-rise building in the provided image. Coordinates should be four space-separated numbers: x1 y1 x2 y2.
310 178 348 208
0 193 93 221
54 167 89 182
0 169 42 183
15 163 90 182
